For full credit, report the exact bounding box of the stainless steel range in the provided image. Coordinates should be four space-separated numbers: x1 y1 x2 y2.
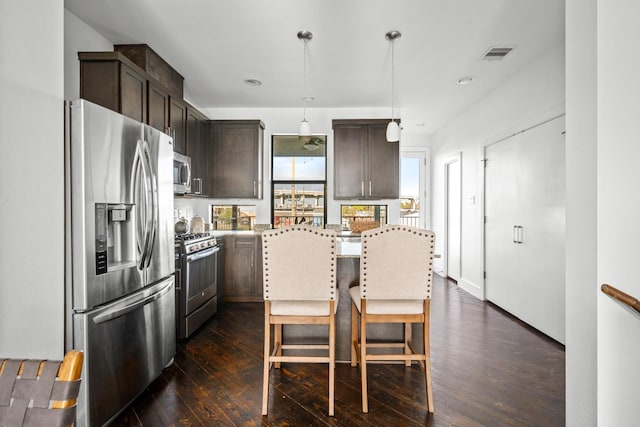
175 233 220 339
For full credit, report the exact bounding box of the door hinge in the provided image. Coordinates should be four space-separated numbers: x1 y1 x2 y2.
484 271 487 279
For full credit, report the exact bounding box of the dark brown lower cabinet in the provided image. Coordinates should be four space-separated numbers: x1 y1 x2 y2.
223 235 262 302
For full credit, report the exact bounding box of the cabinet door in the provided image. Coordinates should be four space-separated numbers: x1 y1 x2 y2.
210 121 263 198
223 236 262 301
147 82 169 133
187 109 207 194
169 98 187 154
367 123 399 198
80 60 146 123
333 124 366 199
216 238 225 301
119 64 147 123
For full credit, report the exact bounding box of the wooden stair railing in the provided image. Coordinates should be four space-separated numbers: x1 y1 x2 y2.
601 284 640 314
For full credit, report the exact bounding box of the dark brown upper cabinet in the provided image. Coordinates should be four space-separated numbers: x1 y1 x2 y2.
209 120 264 199
147 81 169 133
169 98 187 154
333 119 399 199
79 53 147 123
187 107 210 195
79 48 202 156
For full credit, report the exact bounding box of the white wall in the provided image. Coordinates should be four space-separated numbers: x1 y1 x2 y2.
565 0 597 425
0 1 65 358
64 9 112 101
596 1 640 425
430 43 565 299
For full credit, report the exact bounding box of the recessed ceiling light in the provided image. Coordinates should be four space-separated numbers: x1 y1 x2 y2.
244 79 262 86
457 77 473 85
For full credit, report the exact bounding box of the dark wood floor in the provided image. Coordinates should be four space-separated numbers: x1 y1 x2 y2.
112 276 565 426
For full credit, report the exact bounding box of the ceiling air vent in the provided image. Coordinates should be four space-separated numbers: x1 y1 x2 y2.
480 46 514 61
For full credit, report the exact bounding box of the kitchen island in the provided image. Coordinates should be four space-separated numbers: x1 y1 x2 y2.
283 233 408 362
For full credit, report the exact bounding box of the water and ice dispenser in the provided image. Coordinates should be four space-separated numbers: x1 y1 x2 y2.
95 203 136 275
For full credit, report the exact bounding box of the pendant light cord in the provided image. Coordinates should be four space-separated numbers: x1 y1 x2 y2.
303 39 307 120
391 38 395 122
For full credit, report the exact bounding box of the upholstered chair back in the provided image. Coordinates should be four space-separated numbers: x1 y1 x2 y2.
359 225 435 300
262 226 337 301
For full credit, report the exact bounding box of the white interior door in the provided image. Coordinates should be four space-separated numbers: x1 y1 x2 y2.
517 117 565 341
485 138 519 310
485 116 565 343
445 156 461 281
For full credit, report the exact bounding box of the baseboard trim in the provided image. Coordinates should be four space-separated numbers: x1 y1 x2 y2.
458 277 484 300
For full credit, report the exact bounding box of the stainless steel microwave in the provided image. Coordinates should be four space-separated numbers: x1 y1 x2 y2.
173 152 191 194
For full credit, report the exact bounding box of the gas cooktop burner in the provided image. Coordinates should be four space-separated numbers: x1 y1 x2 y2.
175 233 218 255
175 232 212 242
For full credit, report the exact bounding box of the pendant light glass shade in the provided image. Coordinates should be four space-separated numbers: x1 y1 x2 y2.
386 120 400 142
386 30 401 142
299 119 311 137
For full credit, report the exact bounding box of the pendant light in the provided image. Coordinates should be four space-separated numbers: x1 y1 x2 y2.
386 30 401 142
298 30 313 138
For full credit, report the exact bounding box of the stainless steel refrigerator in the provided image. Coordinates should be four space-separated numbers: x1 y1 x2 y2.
64 99 176 427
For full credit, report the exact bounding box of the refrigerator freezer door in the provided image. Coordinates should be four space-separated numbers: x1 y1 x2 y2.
73 277 176 427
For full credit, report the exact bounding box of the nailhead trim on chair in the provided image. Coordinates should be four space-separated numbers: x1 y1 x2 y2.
262 226 337 300
361 225 435 299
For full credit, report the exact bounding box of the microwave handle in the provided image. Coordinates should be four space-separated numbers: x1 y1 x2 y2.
181 162 191 186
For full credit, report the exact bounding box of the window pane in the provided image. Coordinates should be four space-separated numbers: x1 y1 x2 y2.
273 183 325 228
340 205 387 231
273 135 326 181
401 156 421 227
211 205 256 230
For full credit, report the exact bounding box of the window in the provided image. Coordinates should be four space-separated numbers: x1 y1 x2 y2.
211 205 256 230
340 205 387 231
272 135 327 228
400 152 426 228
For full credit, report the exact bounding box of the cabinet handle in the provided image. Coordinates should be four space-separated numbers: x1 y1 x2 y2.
513 225 524 244
369 180 372 197
361 181 365 197
253 181 257 197
192 178 202 195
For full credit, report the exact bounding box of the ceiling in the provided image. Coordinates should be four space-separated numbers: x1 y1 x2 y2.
64 0 564 138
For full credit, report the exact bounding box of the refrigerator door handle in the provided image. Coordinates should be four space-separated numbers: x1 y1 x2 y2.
92 279 173 324
134 139 155 270
141 139 158 268
132 142 147 268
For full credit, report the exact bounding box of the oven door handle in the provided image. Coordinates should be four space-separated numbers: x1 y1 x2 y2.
186 246 219 263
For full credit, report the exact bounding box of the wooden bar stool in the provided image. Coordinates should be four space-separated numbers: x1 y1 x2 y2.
261 226 338 416
349 225 436 413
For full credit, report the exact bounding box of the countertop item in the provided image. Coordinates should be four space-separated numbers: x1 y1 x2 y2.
190 215 204 233
175 219 189 234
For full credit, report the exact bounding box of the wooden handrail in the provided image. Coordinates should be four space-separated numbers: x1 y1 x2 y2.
601 284 640 314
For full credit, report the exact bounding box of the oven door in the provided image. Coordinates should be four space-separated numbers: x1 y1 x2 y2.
184 246 219 315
